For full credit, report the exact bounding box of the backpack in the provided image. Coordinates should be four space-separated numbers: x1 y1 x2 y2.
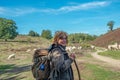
31 48 51 80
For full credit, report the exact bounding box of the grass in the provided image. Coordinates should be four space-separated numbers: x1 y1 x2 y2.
0 36 120 80
0 36 49 80
98 50 120 60
82 63 120 80
0 64 15 71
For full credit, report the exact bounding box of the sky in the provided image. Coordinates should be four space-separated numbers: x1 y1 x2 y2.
0 0 120 36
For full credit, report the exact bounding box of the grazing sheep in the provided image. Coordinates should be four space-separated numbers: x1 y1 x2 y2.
77 46 82 50
66 46 72 52
90 45 95 49
7 54 15 60
118 44 120 49
33 48 37 51
108 43 119 50
66 46 82 52
26 49 31 52
67 46 77 51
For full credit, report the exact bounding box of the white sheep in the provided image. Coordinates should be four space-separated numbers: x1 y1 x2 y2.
77 46 82 50
118 44 120 49
26 49 31 52
66 46 72 52
90 45 95 49
7 54 15 60
108 43 119 50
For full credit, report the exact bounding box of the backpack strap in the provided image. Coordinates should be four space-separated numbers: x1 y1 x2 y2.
48 44 56 52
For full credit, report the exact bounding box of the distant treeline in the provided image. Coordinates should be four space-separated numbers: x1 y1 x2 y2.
21 30 98 43
68 33 98 43
0 17 98 42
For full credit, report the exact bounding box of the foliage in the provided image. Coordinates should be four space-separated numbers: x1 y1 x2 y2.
107 21 115 31
0 18 18 41
28 30 39 37
41 29 52 39
80 43 91 48
68 33 97 43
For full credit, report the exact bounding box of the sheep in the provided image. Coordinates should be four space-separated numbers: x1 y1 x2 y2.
108 43 119 50
90 45 95 49
118 44 120 50
7 54 15 60
26 49 31 52
66 46 72 52
77 46 82 50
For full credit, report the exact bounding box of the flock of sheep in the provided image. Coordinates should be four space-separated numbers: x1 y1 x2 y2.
7 42 120 60
7 45 95 60
108 42 120 50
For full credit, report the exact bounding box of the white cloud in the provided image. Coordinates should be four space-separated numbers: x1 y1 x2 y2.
39 1 110 14
57 1 110 12
0 7 39 16
0 1 110 16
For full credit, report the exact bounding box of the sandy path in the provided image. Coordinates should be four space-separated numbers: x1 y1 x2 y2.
91 50 120 69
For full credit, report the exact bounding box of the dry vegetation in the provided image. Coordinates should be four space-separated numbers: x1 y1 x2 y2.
0 35 120 80
91 28 120 48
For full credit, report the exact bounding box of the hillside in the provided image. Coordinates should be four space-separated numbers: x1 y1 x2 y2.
91 28 120 48
1 35 120 80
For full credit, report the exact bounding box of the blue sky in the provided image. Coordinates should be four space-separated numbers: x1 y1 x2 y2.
0 0 120 36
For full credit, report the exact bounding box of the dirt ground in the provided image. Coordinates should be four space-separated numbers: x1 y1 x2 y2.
0 47 120 80
91 50 120 71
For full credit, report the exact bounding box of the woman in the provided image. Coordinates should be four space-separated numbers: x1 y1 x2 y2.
49 31 75 80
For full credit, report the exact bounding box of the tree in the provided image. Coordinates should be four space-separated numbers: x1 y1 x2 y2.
68 33 97 43
28 30 39 37
0 18 18 41
41 29 52 39
107 21 115 31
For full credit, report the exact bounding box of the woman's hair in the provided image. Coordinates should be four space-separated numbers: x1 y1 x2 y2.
53 31 68 44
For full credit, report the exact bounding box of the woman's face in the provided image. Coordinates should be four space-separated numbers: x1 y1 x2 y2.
58 35 67 46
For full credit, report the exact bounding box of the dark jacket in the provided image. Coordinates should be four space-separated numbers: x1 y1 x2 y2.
48 44 74 80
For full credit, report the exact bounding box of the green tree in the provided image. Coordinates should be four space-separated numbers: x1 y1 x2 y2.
0 18 18 41
41 29 52 39
107 21 115 31
68 33 97 43
28 30 39 37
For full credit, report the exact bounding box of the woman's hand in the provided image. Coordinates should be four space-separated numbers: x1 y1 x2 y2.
69 53 76 60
